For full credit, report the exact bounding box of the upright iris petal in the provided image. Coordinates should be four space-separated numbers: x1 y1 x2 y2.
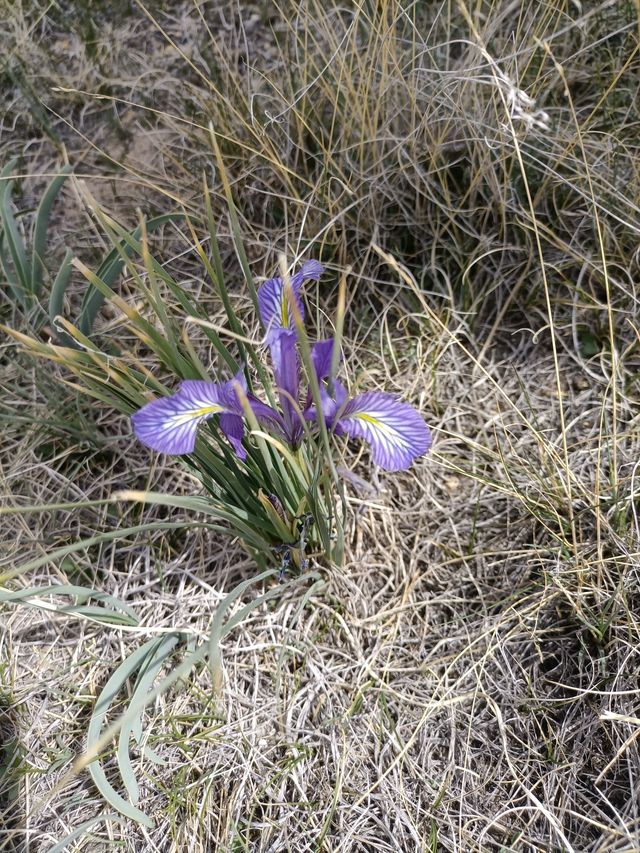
304 369 348 426
257 262 323 445
270 329 303 445
258 260 323 342
332 390 432 471
310 338 336 384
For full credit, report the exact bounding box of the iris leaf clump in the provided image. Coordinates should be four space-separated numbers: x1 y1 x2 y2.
7 192 431 572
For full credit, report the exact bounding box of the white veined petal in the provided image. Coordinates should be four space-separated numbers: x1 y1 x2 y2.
336 391 432 471
131 387 225 455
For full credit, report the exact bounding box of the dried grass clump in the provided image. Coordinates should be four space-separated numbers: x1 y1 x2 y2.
1 1 640 851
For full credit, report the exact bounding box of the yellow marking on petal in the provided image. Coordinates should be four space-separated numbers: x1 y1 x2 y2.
355 412 397 438
356 412 391 431
281 295 289 327
192 405 223 417
170 404 223 426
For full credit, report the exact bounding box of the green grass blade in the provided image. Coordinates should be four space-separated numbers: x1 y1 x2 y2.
31 165 73 296
73 259 195 375
189 439 267 518
207 567 275 689
209 569 323 690
117 634 179 804
78 213 184 336
48 247 75 344
0 170 30 308
0 233 24 306
87 637 178 827
0 584 139 625
57 605 138 626
139 213 178 352
0 158 19 189
196 183 251 366
99 213 251 380
195 194 242 337
0 521 204 584
208 126 261 324
162 275 239 374
112 490 274 550
59 571 316 826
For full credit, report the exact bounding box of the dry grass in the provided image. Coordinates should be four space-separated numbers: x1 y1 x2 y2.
1 1 640 851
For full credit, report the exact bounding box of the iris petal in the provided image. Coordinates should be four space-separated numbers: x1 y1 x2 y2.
220 372 287 439
257 260 323 340
219 413 246 460
246 396 288 441
269 329 303 444
292 259 324 286
131 381 226 455
304 378 348 427
334 391 432 471
178 380 229 409
310 338 335 383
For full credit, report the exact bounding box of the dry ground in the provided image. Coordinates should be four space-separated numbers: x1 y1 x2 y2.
1 1 639 851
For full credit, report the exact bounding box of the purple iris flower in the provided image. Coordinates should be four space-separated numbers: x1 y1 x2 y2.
131 260 432 470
